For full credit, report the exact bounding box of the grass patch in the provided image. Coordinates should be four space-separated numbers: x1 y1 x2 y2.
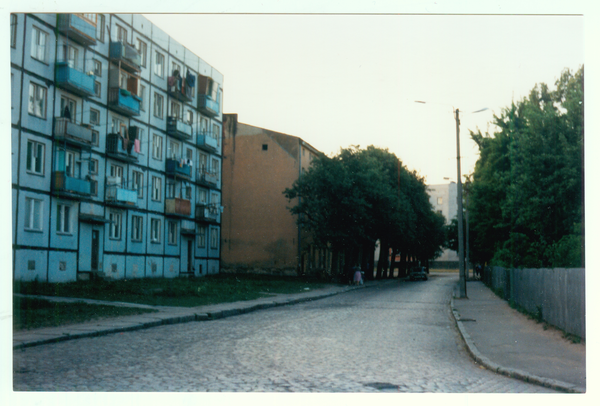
13 274 328 308
13 296 157 331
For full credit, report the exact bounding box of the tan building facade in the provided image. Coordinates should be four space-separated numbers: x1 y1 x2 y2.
221 114 321 275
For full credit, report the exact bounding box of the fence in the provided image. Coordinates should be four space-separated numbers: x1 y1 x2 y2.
482 266 585 339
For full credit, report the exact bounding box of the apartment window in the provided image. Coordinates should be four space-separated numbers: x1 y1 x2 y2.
136 39 147 68
80 14 97 25
96 14 105 42
89 158 98 174
154 51 165 78
186 148 193 162
154 93 164 119
212 158 220 180
151 176 161 201
136 128 145 155
133 171 144 198
437 197 443 205
139 84 146 111
24 197 43 231
210 228 219 249
132 215 143 242
61 150 77 177
90 180 98 196
90 108 100 125
60 96 77 121
198 188 207 204
110 164 124 184
61 44 79 69
31 26 48 62
91 130 99 146
211 193 220 209
11 14 17 48
166 180 175 199
111 117 126 136
109 211 122 239
200 117 208 135
168 140 180 160
94 81 101 98
28 83 47 118
168 221 177 245
198 153 207 173
93 59 102 77
183 185 192 200
170 101 181 120
185 110 194 125
150 218 161 243
152 134 163 160
119 70 129 90
26 140 44 175
213 124 221 147
172 61 181 75
197 226 206 248
117 25 127 43
56 204 71 234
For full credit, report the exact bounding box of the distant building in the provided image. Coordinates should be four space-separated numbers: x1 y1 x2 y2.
427 182 459 267
11 13 223 282
221 114 328 275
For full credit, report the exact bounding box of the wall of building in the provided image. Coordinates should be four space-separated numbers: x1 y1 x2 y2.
11 13 223 282
427 182 459 264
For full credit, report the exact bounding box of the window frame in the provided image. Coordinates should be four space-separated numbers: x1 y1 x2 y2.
167 221 178 245
210 227 219 249
28 82 47 119
131 215 143 242
152 134 163 160
136 39 147 68
154 51 165 78
26 139 45 175
96 14 105 42
31 26 48 63
153 92 164 119
151 176 162 201
24 197 43 232
150 218 161 243
56 203 72 235
133 170 144 198
11 14 17 49
197 226 206 248
109 211 122 240
90 108 100 125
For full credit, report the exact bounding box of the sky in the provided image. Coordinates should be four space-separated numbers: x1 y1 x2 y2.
142 10 585 185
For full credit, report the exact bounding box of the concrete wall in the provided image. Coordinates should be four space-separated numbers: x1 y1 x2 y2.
484 267 585 339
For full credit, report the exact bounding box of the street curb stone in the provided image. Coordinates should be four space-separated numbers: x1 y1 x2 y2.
450 295 585 394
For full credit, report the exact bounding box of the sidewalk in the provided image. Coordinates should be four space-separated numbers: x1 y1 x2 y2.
451 280 586 393
13 283 368 350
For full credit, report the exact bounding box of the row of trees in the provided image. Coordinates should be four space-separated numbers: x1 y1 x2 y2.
467 67 584 268
284 146 446 280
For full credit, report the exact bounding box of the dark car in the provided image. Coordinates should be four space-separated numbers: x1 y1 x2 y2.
409 267 428 281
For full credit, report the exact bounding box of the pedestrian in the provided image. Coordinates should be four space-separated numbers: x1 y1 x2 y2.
353 265 362 286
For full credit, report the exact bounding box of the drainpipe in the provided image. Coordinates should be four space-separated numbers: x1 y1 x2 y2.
298 140 302 274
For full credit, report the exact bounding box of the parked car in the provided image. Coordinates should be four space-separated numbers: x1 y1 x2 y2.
409 266 428 281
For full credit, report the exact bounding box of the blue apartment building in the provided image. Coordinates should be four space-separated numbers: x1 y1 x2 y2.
11 13 223 282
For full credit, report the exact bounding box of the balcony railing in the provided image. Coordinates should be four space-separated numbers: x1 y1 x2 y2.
195 204 219 223
54 117 93 148
166 158 192 180
106 133 139 162
166 117 193 141
55 63 96 97
196 131 218 152
108 88 141 116
52 171 91 197
57 14 97 46
166 198 191 217
109 41 141 72
105 184 138 207
167 75 194 102
196 170 219 187
197 95 219 117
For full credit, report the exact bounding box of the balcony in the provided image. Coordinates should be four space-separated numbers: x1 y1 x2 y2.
54 117 93 148
109 41 141 73
166 198 191 217
105 184 138 207
52 171 91 198
195 204 219 223
196 170 219 188
167 75 194 103
55 63 96 97
106 133 139 163
167 117 193 141
57 14 97 46
108 88 141 116
197 95 219 117
166 158 192 180
196 131 218 153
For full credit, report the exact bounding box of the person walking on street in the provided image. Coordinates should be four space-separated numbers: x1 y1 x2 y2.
353 265 362 286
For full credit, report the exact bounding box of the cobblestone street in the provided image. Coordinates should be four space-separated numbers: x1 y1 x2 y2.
13 274 556 392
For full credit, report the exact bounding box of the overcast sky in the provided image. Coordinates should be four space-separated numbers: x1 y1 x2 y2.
143 11 584 185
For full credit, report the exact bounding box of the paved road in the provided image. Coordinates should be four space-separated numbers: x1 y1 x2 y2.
13 273 556 392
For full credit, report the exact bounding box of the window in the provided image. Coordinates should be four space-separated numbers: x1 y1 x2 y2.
198 152 208 173
168 221 177 245
166 180 175 199
94 81 101 98
119 69 129 90
136 128 144 155
183 185 192 200
185 110 194 125
152 176 161 201
24 197 43 231
437 197 443 205
211 193 220 209
154 51 164 78
168 140 180 160
136 39 147 68
262 144 268 151
170 100 181 120
61 150 76 177
198 188 207 204
61 44 79 69
212 158 220 180
91 130 99 146
80 14 97 25
26 140 44 175
60 96 77 121
153 92 164 119
132 215 143 242
150 218 161 243
89 159 98 174
133 171 144 198
90 180 98 196
93 59 102 77
139 84 146 111
213 123 221 147
152 134 163 160
210 228 219 249
56 204 71 234
111 117 126 136
31 26 48 62
186 148 193 161
172 61 181 75
90 108 100 125
96 14 105 42
117 25 127 43
197 226 206 248
11 14 17 48
109 211 122 239
28 83 47 118
110 164 124 183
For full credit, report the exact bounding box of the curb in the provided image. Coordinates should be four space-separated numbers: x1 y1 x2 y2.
14 285 364 350
449 295 585 394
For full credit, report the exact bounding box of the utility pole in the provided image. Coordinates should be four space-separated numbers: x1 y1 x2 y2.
465 180 470 281
455 109 467 298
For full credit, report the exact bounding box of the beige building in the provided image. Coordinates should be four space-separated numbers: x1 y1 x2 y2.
427 182 459 266
221 114 325 275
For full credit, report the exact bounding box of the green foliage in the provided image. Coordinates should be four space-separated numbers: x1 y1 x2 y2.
468 67 584 268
